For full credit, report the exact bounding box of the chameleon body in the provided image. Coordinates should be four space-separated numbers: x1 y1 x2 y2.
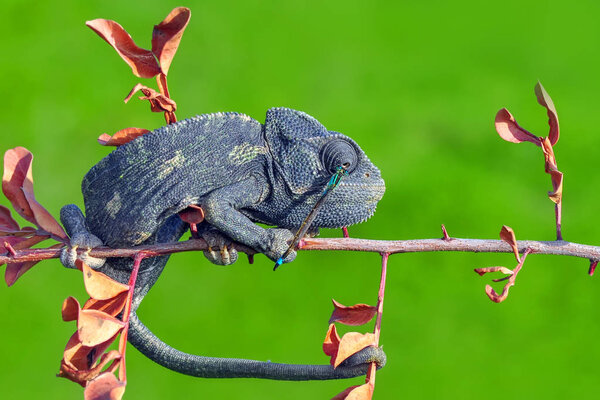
61 107 386 379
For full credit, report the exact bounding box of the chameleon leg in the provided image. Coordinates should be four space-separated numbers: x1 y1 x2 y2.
59 204 106 269
201 177 296 263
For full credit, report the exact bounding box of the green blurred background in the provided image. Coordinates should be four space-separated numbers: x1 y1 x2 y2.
2 1 600 399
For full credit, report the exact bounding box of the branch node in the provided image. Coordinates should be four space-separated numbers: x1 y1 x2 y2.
440 224 453 241
3 241 17 257
342 227 350 238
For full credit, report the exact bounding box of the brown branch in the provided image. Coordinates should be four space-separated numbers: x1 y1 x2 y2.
2 236 600 266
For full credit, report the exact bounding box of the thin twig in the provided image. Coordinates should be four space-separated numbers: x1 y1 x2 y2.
118 252 147 383
366 253 389 387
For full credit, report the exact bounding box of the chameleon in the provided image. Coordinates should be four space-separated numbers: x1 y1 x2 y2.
60 107 387 380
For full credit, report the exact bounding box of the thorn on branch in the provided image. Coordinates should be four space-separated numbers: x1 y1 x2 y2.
3 241 16 256
441 224 453 241
589 260 598 276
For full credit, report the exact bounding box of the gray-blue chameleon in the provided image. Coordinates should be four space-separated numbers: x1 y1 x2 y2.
60 107 386 380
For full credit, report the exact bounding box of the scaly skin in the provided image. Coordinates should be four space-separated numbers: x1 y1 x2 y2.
61 107 386 380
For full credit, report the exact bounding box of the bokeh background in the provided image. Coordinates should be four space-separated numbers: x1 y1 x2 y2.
2 1 600 399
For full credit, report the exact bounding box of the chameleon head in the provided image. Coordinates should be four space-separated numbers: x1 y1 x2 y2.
264 107 385 229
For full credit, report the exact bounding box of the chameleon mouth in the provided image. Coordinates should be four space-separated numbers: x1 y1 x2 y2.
314 185 383 228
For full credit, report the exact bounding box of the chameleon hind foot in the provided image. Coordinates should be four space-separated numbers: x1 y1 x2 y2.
59 204 106 269
200 227 238 266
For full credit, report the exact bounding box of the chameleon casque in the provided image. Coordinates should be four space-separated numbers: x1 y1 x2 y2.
60 107 387 380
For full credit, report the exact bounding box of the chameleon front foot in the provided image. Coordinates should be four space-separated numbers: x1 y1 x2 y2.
264 228 297 264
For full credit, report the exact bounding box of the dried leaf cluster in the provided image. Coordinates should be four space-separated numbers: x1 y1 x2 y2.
58 256 145 400
495 82 563 240
474 226 531 303
1 148 66 285
2 8 192 399
474 83 568 303
322 253 389 399
89 7 191 144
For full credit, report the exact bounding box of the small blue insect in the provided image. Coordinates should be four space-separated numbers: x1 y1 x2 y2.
274 164 349 270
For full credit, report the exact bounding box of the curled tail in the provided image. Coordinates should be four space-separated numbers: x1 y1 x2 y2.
60 206 387 380
128 313 386 380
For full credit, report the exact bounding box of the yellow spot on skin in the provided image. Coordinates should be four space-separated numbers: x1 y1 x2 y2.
106 192 122 218
228 144 266 165
158 151 186 179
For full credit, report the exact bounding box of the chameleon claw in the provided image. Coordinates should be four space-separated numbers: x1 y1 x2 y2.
220 246 230 265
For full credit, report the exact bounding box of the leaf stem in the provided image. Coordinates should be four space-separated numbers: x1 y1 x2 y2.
555 203 563 241
117 252 147 383
366 253 389 387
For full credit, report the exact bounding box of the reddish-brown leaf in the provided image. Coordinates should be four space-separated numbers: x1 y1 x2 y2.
62 296 81 322
151 7 191 75
331 383 374 400
331 385 361 400
124 83 177 113
59 359 89 387
78 260 129 300
86 19 160 79
473 266 513 277
3 147 36 224
178 205 205 225
84 372 126 400
484 284 510 303
0 226 36 237
541 137 557 172
548 169 563 204
0 205 19 231
63 331 117 372
494 109 541 146
20 234 49 249
98 127 151 146
329 299 377 326
84 292 128 317
534 81 559 145
499 225 519 262
334 332 377 368
156 73 170 97
323 323 341 366
23 192 67 240
2 148 67 240
77 309 125 347
59 350 121 388
4 260 40 286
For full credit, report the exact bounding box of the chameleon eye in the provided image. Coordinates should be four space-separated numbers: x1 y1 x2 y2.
320 139 358 174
